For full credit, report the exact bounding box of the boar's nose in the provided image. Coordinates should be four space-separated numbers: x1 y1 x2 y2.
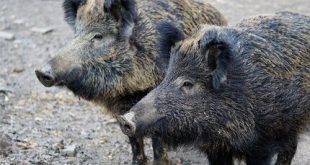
118 112 137 137
35 65 56 87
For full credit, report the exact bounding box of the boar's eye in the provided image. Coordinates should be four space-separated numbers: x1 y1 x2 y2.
92 34 103 40
181 81 194 93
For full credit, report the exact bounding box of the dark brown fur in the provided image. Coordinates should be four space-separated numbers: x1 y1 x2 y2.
35 0 227 164
120 12 310 165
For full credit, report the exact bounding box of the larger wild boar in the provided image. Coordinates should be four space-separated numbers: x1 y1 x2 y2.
119 12 310 165
35 0 227 164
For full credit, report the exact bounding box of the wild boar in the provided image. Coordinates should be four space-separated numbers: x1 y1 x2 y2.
119 12 310 165
35 0 227 164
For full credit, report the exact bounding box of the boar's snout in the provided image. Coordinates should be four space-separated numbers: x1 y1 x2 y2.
35 42 81 88
119 92 164 136
118 112 137 137
35 64 56 87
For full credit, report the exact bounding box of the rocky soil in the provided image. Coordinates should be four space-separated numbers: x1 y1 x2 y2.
0 0 309 164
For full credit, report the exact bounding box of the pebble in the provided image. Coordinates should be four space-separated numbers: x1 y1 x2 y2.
104 118 117 125
61 144 77 157
1 6 7 11
0 87 13 95
0 31 15 40
34 117 43 122
0 134 12 157
13 67 25 73
31 27 53 34
14 19 24 24
52 140 64 153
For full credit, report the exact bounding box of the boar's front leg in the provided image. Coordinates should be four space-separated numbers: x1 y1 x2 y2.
246 148 273 165
275 135 298 165
205 149 233 165
152 136 169 165
129 136 148 165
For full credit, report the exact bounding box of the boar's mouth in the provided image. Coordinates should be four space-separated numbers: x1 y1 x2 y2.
55 81 65 86
137 116 167 137
35 68 94 99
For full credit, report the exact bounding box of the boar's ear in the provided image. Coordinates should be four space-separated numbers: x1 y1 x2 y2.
157 22 185 60
104 0 137 38
200 31 234 90
63 0 86 26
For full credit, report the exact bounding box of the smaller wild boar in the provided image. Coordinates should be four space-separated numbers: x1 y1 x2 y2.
119 12 310 165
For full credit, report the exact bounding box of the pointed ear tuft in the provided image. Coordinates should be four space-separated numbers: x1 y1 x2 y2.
211 54 228 90
200 30 235 90
157 22 185 59
63 0 86 26
104 0 137 38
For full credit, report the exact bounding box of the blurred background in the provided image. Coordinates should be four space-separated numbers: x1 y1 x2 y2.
0 0 309 164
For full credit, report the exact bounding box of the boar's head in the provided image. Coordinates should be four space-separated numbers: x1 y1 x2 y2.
119 24 255 147
35 0 140 101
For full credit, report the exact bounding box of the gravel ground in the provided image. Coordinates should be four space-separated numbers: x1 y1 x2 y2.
0 0 309 164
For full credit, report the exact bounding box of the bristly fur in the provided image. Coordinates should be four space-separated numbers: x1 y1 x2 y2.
40 0 228 164
56 0 228 115
200 28 239 90
156 22 185 71
104 0 137 38
106 0 137 22
126 11 310 165
63 0 86 26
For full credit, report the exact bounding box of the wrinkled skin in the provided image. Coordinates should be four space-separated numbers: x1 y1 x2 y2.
35 0 227 164
120 12 310 165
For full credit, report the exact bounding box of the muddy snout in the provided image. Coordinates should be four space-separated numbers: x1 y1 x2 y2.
35 64 56 87
118 112 137 137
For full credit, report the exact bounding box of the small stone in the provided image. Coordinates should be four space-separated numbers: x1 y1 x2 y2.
104 118 117 125
0 87 13 103
0 31 15 41
108 153 113 160
99 137 109 144
16 142 35 150
2 6 7 11
14 19 24 24
34 117 43 121
52 140 64 153
0 88 13 95
4 95 9 102
31 27 53 34
13 67 25 73
61 144 77 157
0 134 12 157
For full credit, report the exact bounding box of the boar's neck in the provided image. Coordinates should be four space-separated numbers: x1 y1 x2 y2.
95 89 151 116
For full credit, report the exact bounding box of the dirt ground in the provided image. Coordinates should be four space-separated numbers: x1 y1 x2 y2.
0 0 309 164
